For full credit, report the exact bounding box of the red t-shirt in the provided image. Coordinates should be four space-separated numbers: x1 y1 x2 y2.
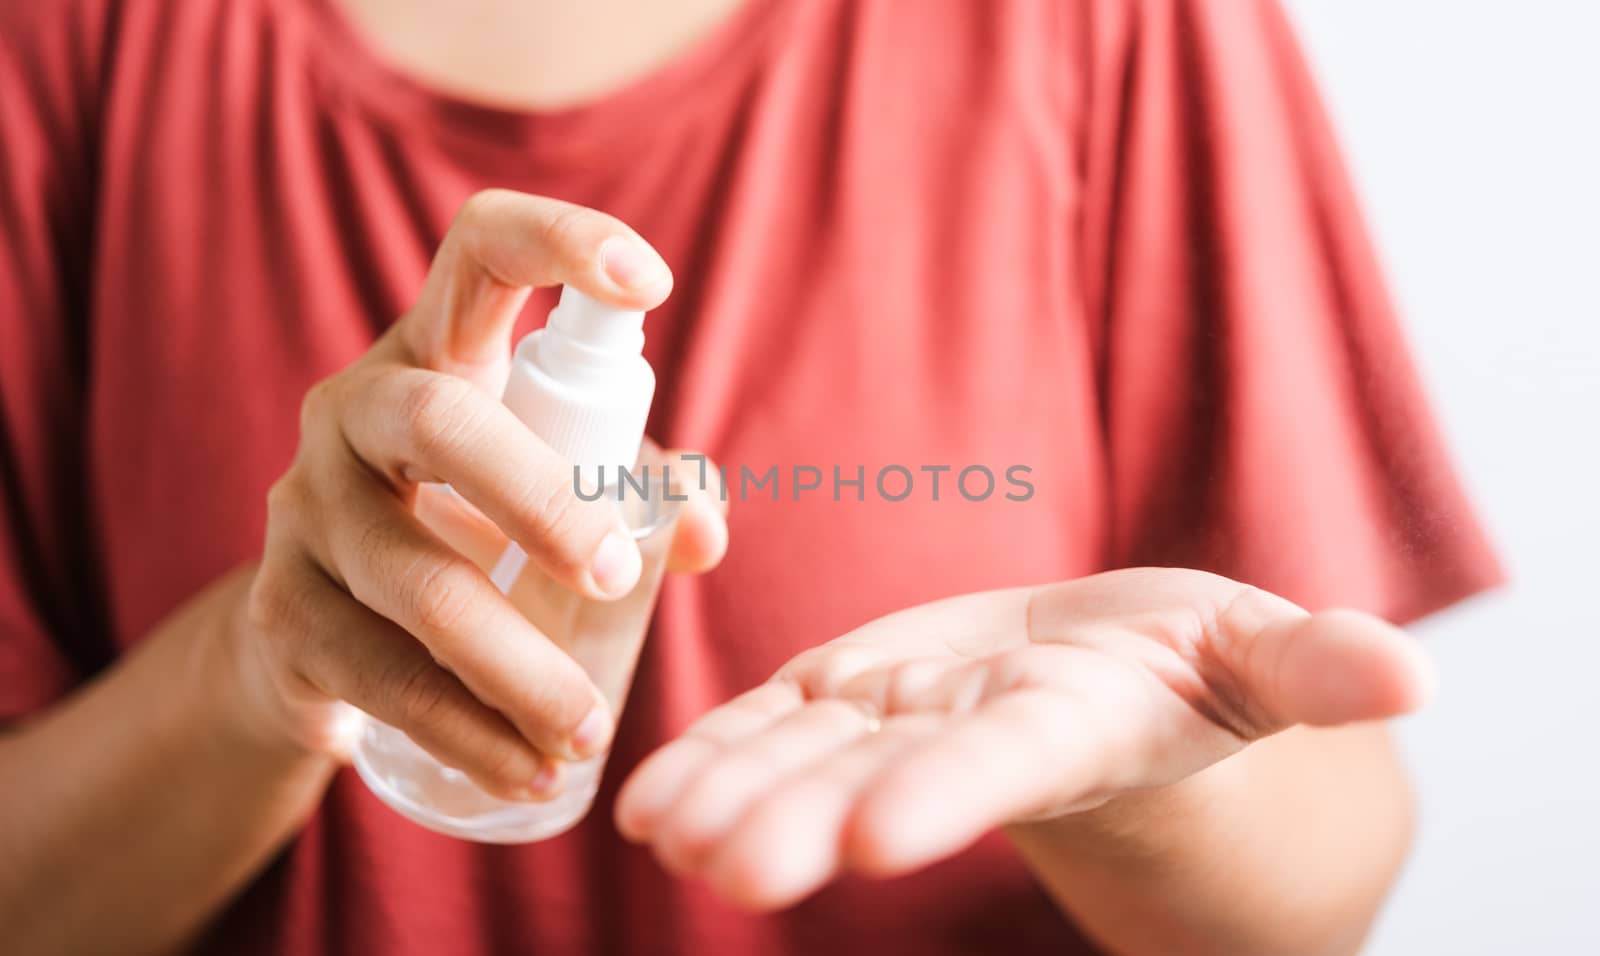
0 0 1502 952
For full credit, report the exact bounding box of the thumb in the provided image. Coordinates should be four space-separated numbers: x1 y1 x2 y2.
400 189 673 385
1222 590 1437 730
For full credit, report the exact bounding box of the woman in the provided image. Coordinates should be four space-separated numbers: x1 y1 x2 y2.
0 0 1502 953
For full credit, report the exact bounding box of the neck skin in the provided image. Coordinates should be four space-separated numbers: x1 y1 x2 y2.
330 0 752 110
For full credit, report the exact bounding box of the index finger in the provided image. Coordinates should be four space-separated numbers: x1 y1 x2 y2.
402 189 674 381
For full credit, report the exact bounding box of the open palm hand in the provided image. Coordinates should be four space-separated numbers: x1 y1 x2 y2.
615 568 1433 909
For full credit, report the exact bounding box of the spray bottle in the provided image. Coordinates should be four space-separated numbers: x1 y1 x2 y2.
352 286 682 842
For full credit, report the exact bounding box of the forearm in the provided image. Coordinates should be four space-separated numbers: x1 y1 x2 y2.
0 566 338 956
1007 723 1415 956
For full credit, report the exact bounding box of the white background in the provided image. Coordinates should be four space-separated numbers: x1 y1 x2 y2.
1283 2 1600 953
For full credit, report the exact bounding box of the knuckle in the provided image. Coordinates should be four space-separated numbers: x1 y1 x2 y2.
298 377 342 436
244 563 294 634
397 373 477 461
243 561 321 668
516 478 596 564
456 188 510 227
539 204 603 257
400 555 483 640
387 656 454 730
348 513 395 587
264 475 307 527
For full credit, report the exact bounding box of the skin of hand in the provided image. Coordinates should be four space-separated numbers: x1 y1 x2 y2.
235 188 729 796
615 568 1433 917
0 190 728 956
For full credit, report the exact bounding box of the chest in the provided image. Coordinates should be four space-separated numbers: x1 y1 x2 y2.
81 21 1109 653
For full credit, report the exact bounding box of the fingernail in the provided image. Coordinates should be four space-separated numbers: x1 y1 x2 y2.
590 530 642 597
527 760 563 800
572 706 613 758
600 236 670 291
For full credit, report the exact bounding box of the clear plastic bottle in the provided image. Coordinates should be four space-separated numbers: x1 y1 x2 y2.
351 287 682 843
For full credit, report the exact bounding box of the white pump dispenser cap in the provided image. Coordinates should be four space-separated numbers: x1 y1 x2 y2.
501 286 656 473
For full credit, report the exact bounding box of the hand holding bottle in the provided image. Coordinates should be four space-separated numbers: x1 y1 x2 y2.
233 190 728 801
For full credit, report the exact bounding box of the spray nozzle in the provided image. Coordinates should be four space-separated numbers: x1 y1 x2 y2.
504 284 657 471
546 286 646 354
